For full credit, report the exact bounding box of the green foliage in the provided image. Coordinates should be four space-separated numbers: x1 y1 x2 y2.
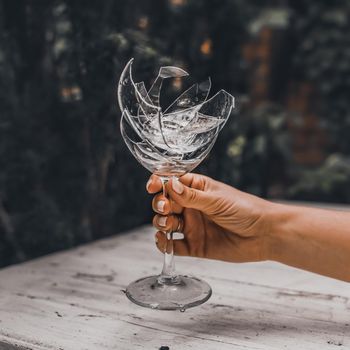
201 103 291 197
288 1 350 200
289 154 350 202
292 1 350 153
0 0 170 266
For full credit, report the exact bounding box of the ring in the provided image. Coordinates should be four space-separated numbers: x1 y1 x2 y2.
176 216 184 233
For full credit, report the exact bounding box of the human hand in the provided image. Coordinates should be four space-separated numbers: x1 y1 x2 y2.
146 173 275 263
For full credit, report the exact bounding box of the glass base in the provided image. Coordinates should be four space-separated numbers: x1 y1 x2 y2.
125 275 212 311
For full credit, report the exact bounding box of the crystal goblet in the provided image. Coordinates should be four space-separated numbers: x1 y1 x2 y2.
118 59 234 310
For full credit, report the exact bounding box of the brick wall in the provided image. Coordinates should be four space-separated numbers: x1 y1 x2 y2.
242 25 327 167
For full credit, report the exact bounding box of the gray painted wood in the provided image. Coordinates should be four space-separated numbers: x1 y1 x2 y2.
0 222 349 350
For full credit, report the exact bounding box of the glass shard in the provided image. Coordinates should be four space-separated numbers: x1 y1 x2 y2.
164 78 211 114
197 89 235 131
148 66 189 107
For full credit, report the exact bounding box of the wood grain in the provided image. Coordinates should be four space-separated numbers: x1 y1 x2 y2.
0 225 349 350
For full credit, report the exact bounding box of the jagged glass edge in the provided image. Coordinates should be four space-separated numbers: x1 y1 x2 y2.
167 89 234 136
135 81 156 128
164 77 211 114
148 66 189 107
118 58 169 146
191 89 235 133
182 132 219 173
120 110 220 170
120 111 173 166
118 59 235 161
137 78 212 120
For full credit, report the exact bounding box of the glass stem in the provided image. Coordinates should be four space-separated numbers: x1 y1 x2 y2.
158 177 177 284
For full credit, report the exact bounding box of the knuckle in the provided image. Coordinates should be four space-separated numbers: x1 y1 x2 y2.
164 215 173 230
152 215 160 227
203 196 223 216
152 194 167 213
188 189 197 203
154 214 172 231
198 174 206 187
151 196 158 209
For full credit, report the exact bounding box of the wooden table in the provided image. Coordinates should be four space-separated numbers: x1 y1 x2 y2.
0 225 349 350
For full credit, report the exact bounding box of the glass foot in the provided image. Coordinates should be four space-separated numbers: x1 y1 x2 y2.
125 275 212 311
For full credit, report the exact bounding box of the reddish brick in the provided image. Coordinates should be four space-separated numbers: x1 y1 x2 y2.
259 26 273 44
293 148 325 165
242 43 256 62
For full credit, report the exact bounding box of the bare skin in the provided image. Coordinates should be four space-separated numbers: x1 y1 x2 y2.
147 173 350 282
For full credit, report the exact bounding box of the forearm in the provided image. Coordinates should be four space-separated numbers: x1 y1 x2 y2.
267 203 350 282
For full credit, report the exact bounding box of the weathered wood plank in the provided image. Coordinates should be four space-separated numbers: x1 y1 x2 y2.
0 340 30 350
0 225 349 350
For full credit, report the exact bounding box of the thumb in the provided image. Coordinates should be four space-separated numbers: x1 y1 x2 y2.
168 177 214 213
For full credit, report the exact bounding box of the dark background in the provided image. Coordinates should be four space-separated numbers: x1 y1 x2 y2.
1 0 350 267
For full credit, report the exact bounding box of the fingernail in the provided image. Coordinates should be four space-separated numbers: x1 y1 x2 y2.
172 179 184 194
146 178 152 191
158 216 167 227
155 235 158 243
156 200 165 212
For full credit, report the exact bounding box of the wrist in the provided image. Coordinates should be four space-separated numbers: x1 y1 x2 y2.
263 202 298 262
